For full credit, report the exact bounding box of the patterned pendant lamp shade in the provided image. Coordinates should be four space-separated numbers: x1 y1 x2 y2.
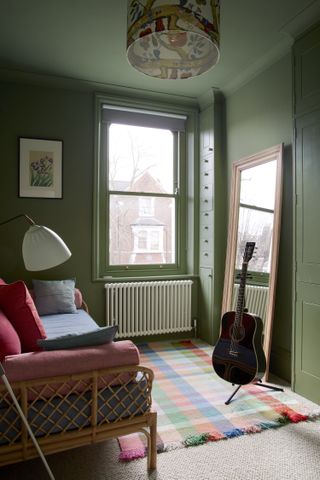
127 0 220 80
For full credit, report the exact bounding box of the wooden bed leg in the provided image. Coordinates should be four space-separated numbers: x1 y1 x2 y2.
148 411 157 471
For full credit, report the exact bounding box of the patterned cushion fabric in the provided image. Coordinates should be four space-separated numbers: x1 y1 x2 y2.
32 279 77 315
0 281 46 352
37 325 118 351
0 309 21 361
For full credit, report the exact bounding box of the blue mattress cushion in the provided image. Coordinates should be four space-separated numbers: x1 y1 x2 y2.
40 309 99 339
37 325 118 350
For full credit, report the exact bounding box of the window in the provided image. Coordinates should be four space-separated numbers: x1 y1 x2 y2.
139 197 154 217
108 124 175 267
150 230 161 250
132 227 163 253
94 96 193 278
137 230 148 250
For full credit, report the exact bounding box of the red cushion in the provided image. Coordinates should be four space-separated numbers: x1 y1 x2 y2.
0 310 21 361
0 281 46 352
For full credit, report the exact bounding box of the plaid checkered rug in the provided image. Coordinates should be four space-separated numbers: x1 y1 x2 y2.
118 339 320 461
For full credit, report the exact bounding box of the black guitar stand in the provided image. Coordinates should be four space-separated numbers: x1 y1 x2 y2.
225 379 284 405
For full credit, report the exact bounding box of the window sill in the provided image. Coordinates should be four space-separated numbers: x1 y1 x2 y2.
93 273 197 283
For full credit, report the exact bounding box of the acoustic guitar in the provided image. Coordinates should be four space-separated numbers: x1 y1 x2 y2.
212 242 266 385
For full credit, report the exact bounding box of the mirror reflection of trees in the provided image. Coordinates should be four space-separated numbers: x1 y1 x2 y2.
235 160 277 278
236 207 273 274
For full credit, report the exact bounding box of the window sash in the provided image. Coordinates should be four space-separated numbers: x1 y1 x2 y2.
108 192 177 267
105 121 181 272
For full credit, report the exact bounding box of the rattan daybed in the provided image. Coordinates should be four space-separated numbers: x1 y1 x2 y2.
0 364 157 470
0 289 157 471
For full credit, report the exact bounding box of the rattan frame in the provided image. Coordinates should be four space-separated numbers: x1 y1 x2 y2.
0 364 157 470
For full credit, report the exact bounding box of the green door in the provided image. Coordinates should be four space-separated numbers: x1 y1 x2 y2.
294 109 320 404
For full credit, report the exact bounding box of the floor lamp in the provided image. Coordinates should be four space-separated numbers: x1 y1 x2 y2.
0 214 72 480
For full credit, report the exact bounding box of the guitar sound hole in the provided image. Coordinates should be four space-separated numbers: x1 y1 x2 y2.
229 324 245 342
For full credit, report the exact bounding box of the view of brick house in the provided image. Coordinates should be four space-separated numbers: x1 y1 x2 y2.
109 170 174 265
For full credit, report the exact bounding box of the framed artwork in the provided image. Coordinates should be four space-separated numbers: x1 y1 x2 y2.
19 137 63 198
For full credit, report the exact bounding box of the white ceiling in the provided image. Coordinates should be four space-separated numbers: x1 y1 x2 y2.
0 0 320 99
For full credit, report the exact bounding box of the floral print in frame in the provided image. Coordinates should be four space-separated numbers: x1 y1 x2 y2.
19 137 63 198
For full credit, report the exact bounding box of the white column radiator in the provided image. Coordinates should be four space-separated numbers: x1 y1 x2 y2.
232 284 269 324
105 280 193 338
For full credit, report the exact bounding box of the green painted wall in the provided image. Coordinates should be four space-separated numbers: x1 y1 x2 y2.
0 82 107 322
225 54 293 381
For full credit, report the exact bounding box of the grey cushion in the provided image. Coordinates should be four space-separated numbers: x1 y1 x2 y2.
37 325 118 350
32 279 77 316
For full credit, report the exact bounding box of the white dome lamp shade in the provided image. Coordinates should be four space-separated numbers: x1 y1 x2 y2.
1 214 71 271
22 224 71 271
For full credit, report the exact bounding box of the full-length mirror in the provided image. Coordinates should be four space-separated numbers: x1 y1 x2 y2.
222 144 283 380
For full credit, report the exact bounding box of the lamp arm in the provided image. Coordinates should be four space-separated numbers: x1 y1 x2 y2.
0 214 35 227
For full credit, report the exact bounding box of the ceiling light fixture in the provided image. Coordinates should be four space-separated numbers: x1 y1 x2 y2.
127 0 220 80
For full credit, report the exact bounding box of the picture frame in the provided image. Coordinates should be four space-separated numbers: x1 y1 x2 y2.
19 137 63 198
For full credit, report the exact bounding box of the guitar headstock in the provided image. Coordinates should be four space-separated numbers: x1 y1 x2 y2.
243 242 256 263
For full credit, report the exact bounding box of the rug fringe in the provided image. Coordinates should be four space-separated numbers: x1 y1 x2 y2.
242 425 262 433
259 420 281 430
119 410 320 462
224 428 244 438
163 441 184 452
184 433 209 446
119 448 146 462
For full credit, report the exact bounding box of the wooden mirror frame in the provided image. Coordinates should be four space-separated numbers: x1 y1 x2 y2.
221 144 283 380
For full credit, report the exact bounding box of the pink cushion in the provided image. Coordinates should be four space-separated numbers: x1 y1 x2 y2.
0 279 7 285
29 287 83 309
3 340 140 382
74 288 83 309
0 281 46 353
0 310 21 361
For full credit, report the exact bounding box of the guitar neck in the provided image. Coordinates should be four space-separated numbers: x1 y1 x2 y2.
235 262 248 326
